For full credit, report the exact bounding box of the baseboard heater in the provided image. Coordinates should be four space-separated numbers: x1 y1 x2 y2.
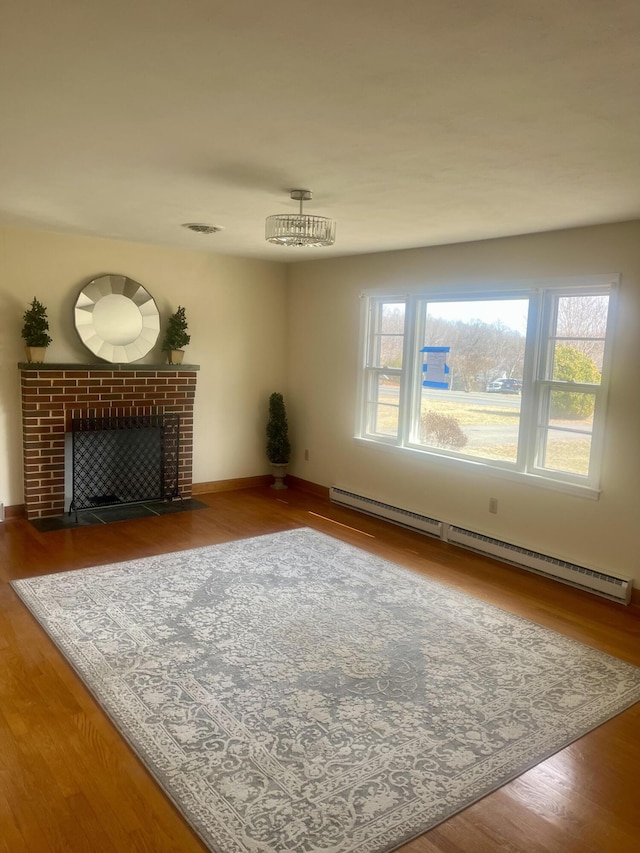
329 487 442 537
329 487 632 605
447 525 631 605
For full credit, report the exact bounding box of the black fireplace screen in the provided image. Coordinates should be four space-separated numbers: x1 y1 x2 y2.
70 414 180 516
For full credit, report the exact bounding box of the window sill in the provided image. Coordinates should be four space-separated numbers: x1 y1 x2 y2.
353 436 601 500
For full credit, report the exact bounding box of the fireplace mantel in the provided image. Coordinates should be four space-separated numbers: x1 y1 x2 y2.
19 363 199 519
19 363 200 371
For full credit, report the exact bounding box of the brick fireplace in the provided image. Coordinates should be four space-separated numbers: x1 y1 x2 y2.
19 363 199 519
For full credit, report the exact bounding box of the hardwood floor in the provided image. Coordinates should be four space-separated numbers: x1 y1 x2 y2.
1 486 639 853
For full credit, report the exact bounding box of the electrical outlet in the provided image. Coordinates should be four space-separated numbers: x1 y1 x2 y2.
304 449 310 461
489 497 498 514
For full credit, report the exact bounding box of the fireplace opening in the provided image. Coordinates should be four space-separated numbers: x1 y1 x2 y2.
69 414 180 520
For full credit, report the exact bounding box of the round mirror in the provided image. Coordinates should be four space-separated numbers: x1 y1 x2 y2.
74 274 160 362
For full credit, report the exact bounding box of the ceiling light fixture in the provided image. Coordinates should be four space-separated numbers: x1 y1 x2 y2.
265 190 336 247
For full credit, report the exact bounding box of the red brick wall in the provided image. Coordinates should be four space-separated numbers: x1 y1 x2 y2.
20 366 198 519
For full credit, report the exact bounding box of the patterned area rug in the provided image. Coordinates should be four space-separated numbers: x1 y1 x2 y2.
12 528 640 853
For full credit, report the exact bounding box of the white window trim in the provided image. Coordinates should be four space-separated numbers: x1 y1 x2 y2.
356 275 618 497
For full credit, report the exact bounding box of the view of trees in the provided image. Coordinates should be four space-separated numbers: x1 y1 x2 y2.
378 295 606 404
557 294 608 367
550 345 600 419
377 304 404 369
424 315 525 392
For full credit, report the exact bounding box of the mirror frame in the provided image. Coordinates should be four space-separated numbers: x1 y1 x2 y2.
74 274 160 363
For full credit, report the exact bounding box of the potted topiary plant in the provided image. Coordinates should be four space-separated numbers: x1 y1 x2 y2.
22 297 53 363
162 305 190 364
266 392 291 490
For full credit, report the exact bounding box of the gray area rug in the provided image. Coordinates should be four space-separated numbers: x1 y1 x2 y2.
12 528 640 853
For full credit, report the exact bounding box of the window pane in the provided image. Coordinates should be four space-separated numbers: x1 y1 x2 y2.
366 374 400 437
374 404 399 436
551 294 609 382
423 299 527 392
539 429 592 476
537 389 595 476
416 298 527 463
556 294 609 341
375 335 404 368
417 387 520 463
380 302 405 333
370 302 405 368
551 342 603 385
548 389 596 429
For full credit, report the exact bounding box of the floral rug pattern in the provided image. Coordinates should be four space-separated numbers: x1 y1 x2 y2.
12 528 640 853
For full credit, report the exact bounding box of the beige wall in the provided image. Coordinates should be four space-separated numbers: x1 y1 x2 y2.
286 221 640 584
0 226 288 506
2 220 638 587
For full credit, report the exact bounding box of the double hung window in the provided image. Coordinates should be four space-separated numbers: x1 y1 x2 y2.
358 278 615 493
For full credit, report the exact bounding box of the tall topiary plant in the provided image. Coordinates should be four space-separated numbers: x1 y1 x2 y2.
266 392 291 490
266 392 291 463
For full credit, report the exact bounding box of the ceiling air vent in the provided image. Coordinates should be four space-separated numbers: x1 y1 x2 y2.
181 223 222 234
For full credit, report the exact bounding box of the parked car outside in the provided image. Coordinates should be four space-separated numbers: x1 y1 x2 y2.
486 378 522 394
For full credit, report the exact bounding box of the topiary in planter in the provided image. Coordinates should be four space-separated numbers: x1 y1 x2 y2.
162 306 191 351
22 297 53 347
266 392 291 465
162 306 190 363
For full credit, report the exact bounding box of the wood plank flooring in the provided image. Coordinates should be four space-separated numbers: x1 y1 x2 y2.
1 486 639 852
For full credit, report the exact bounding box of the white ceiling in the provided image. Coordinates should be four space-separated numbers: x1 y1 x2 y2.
2 0 639 261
